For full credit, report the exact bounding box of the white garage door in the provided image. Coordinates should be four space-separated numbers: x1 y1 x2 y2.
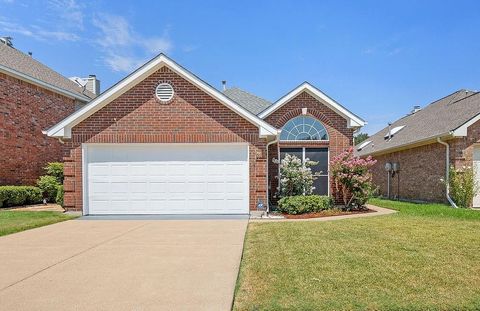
85 144 249 215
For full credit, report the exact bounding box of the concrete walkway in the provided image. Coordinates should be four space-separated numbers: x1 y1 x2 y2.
0 218 247 311
250 204 396 222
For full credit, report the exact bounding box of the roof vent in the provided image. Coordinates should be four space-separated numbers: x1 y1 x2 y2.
357 140 372 151
0 36 13 47
411 105 421 114
384 125 405 140
155 83 174 102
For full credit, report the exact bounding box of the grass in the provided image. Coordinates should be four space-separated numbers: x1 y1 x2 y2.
0 210 77 237
234 198 480 310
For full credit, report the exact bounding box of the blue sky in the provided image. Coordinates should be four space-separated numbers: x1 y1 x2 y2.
2 0 480 134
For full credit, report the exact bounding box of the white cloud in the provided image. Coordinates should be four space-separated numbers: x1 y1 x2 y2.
362 34 404 56
48 0 84 30
103 53 145 73
0 18 79 42
92 13 173 72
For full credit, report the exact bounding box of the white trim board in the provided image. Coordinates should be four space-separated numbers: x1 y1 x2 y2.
259 82 366 128
452 112 480 137
45 54 278 139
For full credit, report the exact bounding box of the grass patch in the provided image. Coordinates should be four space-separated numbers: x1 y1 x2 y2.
234 198 480 310
0 211 77 237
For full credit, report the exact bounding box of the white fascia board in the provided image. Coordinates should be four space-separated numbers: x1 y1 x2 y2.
259 82 366 128
46 54 278 138
0 64 91 102
452 113 480 137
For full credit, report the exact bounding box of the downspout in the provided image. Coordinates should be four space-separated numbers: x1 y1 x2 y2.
437 137 458 208
265 132 280 214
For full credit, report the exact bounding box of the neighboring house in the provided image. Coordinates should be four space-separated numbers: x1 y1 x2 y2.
356 90 480 207
46 54 365 215
0 40 97 185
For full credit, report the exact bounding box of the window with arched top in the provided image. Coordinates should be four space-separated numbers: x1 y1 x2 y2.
280 116 329 141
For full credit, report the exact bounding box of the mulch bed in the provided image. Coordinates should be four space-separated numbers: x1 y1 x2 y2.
281 208 375 219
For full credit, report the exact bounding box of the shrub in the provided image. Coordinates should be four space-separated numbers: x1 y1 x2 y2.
330 147 377 209
56 185 64 207
44 162 64 183
0 186 43 208
37 175 60 202
277 195 334 215
274 154 318 197
24 187 43 204
449 166 478 208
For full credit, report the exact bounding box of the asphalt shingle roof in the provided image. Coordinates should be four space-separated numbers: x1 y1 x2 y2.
0 44 95 100
224 87 272 115
357 89 480 156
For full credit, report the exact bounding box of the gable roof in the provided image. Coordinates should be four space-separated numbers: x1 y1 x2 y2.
258 82 366 128
224 87 272 115
45 53 278 139
356 89 480 156
0 44 94 101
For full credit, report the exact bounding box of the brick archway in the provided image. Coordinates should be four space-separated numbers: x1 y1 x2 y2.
275 108 333 129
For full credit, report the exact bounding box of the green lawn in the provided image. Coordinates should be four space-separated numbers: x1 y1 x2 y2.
234 199 480 310
0 211 77 237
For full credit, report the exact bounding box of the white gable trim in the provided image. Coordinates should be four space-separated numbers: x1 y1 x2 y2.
258 82 366 128
452 112 480 137
46 54 278 138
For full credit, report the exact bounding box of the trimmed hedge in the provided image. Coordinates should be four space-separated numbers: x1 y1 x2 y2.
277 195 334 215
0 186 43 208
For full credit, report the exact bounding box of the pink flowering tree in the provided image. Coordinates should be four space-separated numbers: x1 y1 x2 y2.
330 147 377 209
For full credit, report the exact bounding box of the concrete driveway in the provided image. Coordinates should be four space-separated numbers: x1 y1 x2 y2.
0 218 248 311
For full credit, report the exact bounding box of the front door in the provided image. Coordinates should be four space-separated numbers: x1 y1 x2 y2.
280 148 329 195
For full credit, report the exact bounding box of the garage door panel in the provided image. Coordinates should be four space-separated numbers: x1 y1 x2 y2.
110 182 130 193
86 144 249 215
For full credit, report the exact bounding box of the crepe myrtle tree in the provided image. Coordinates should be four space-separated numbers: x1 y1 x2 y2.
274 154 319 197
330 147 377 209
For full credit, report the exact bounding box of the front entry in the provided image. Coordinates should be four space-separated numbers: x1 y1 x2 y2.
280 148 329 195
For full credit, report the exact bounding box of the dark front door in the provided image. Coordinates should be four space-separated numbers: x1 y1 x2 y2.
280 148 329 195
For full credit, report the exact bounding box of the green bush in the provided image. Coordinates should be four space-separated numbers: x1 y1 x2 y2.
56 185 64 207
0 186 43 208
277 195 334 215
37 175 60 202
24 187 43 204
44 162 64 183
449 166 478 208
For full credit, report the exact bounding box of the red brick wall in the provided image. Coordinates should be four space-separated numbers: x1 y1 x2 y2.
370 143 449 202
264 91 354 204
0 73 77 185
370 120 480 204
63 66 268 212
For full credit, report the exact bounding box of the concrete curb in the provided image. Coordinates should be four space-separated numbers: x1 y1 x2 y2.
249 204 397 223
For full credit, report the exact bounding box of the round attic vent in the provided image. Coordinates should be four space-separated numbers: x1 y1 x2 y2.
155 83 174 102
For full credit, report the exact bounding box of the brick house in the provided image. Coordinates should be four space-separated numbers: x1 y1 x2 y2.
0 42 96 185
46 54 365 215
356 90 480 207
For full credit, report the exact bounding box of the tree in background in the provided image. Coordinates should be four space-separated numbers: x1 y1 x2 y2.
354 132 369 145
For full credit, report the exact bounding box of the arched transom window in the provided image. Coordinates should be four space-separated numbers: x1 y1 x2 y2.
280 116 329 141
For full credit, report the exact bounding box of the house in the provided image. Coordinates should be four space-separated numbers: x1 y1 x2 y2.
0 40 97 185
356 90 480 207
46 54 365 215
